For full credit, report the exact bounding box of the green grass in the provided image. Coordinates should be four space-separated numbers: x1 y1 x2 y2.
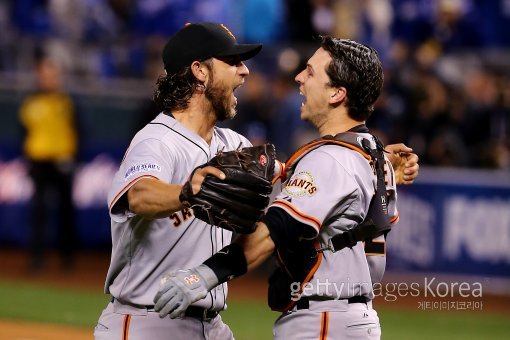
379 309 508 340
0 280 507 339
222 299 277 340
0 280 109 328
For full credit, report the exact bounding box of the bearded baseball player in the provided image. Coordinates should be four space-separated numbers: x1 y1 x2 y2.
95 21 418 340
154 37 403 340
94 22 280 340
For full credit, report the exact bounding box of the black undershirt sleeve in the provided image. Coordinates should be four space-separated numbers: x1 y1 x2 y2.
203 242 247 284
203 207 308 284
262 207 309 249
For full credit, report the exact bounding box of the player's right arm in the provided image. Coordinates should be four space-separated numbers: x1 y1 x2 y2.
127 179 182 219
127 166 225 219
108 139 225 221
153 219 281 319
153 203 315 318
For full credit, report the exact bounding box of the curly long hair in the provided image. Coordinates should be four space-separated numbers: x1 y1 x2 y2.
153 60 212 112
320 36 384 122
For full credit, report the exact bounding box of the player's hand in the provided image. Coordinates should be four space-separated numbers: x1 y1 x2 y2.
153 265 218 319
189 166 225 194
385 143 419 185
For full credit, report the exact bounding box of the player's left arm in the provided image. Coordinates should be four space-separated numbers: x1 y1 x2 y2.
366 144 408 283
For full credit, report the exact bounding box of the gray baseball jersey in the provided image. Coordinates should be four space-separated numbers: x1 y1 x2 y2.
270 133 397 340
271 133 398 300
104 113 252 309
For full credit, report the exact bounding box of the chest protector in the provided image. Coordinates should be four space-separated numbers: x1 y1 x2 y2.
268 132 392 312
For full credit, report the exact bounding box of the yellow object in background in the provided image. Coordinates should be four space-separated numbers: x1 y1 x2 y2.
20 91 77 162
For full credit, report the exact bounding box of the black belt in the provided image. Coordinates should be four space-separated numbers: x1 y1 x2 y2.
296 295 369 310
184 306 219 321
111 297 218 321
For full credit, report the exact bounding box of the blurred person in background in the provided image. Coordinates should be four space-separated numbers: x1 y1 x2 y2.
19 55 79 272
224 71 272 145
269 71 316 160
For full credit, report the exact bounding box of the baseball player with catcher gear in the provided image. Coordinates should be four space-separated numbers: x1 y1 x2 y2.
154 36 409 340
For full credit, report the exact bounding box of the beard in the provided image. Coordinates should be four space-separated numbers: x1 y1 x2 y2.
204 73 236 121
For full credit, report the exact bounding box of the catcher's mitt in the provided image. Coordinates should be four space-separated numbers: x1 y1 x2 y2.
179 143 276 233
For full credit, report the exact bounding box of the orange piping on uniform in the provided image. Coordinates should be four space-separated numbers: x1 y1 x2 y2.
320 312 329 340
272 200 321 231
122 314 131 340
272 160 285 185
390 212 399 224
108 175 159 211
286 139 371 170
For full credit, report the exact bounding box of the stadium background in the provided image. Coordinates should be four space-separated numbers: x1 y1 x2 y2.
0 0 509 339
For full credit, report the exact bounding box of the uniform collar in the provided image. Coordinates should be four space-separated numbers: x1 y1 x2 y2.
156 112 223 158
347 124 369 133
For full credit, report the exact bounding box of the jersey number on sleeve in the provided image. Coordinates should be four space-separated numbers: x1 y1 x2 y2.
170 208 193 227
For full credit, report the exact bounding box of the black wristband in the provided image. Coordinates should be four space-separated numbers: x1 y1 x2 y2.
203 243 248 284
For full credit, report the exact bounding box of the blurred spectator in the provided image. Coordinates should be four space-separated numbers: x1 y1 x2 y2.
330 0 364 41
309 0 335 35
391 0 435 46
0 0 509 169
242 0 286 43
18 56 79 272
222 71 272 145
12 0 52 37
461 69 504 166
285 0 315 42
268 71 314 160
362 0 394 57
432 0 482 52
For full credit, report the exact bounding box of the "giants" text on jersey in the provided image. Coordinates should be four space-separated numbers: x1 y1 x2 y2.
284 171 318 197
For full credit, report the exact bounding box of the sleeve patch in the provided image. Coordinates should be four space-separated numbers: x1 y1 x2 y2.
124 163 161 181
283 171 317 197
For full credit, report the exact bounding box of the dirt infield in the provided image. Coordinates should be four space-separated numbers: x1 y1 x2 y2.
0 319 91 340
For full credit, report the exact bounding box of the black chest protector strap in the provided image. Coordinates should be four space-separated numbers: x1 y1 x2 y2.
327 137 391 253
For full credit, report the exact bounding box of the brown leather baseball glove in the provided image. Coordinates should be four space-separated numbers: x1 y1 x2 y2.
179 144 276 233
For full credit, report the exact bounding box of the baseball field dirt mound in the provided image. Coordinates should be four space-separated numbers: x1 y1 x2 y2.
0 319 91 340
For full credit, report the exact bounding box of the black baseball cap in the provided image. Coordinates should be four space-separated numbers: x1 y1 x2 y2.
162 22 262 75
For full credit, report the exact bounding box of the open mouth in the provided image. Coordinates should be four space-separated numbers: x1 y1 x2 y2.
299 90 306 107
232 83 243 107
